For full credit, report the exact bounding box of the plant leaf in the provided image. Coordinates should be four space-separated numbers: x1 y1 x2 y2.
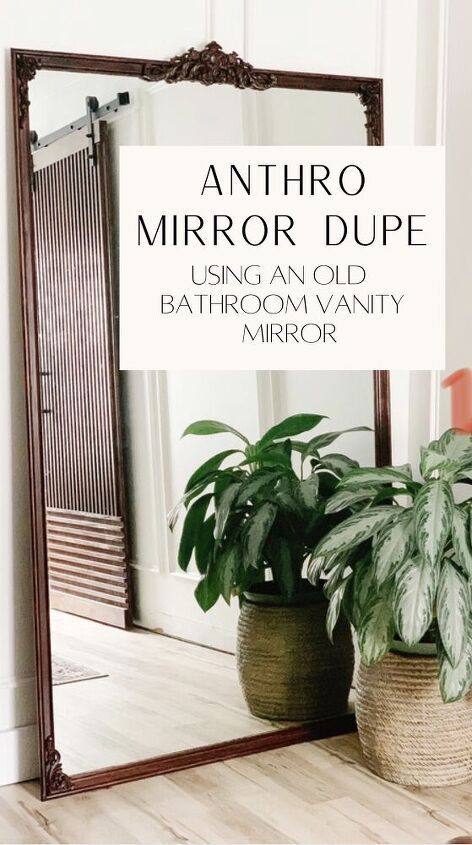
414 479 454 568
326 575 351 642
195 514 215 574
325 486 378 515
275 490 304 517
317 453 359 478
420 446 452 481
215 483 241 541
373 510 415 583
270 537 295 598
298 473 320 508
314 506 399 558
352 556 378 629
451 505 472 577
178 494 212 571
243 502 277 569
274 476 304 517
307 554 330 585
452 464 472 483
393 556 436 646
303 427 371 456
437 561 470 667
358 596 394 666
240 442 293 470
183 419 249 444
437 627 472 703
341 573 356 625
324 557 351 599
372 484 415 505
168 477 213 530
185 450 240 493
194 564 221 611
235 471 276 506
167 501 182 533
438 428 472 464
219 545 241 605
339 465 413 489
259 414 326 446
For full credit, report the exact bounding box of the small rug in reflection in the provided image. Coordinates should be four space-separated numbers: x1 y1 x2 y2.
52 655 108 686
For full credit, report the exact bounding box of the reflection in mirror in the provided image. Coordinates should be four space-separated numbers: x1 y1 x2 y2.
29 69 374 775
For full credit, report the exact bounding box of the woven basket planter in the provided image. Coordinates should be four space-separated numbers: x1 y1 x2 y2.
236 585 354 721
356 651 472 786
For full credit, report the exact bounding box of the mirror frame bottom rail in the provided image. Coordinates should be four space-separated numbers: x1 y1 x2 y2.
11 43 389 800
50 714 356 799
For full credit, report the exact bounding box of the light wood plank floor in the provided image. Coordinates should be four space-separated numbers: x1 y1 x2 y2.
51 611 286 774
1 734 472 844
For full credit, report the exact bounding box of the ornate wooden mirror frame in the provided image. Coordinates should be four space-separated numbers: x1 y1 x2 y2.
11 42 390 800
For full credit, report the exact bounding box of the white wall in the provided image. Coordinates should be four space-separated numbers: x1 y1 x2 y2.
392 1 470 457
1 0 447 784
437 0 472 433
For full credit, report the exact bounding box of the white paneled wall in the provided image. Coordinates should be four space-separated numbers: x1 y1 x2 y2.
273 371 374 462
245 0 382 77
1 0 451 784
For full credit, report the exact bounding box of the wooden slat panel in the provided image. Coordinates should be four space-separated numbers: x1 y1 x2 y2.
46 509 129 625
47 507 124 524
33 130 130 628
47 535 124 551
33 144 118 516
47 512 124 534
47 543 125 563
50 584 126 606
47 557 126 577
49 564 126 585
49 591 129 628
49 574 127 599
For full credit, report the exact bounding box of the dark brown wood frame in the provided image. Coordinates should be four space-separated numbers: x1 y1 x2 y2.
11 41 390 801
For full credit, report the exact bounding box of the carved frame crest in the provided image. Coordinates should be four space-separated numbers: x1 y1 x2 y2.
141 41 277 89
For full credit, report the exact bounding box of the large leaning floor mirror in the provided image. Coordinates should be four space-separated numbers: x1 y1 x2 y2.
12 44 390 799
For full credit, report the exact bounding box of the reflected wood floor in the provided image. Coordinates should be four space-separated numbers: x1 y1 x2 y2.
51 611 286 774
1 734 472 844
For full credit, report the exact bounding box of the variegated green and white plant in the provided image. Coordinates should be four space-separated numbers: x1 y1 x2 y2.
307 428 472 703
169 413 370 613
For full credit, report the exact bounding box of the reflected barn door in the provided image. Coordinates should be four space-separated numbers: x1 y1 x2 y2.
33 124 131 628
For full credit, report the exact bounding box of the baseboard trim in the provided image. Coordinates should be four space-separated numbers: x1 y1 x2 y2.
0 723 39 786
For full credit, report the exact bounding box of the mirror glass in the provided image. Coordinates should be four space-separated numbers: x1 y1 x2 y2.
29 69 374 775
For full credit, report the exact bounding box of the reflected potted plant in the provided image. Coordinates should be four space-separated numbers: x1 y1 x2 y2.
169 413 370 722
309 428 472 785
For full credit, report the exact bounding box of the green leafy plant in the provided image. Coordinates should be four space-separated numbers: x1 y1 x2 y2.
169 414 370 613
308 428 472 703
